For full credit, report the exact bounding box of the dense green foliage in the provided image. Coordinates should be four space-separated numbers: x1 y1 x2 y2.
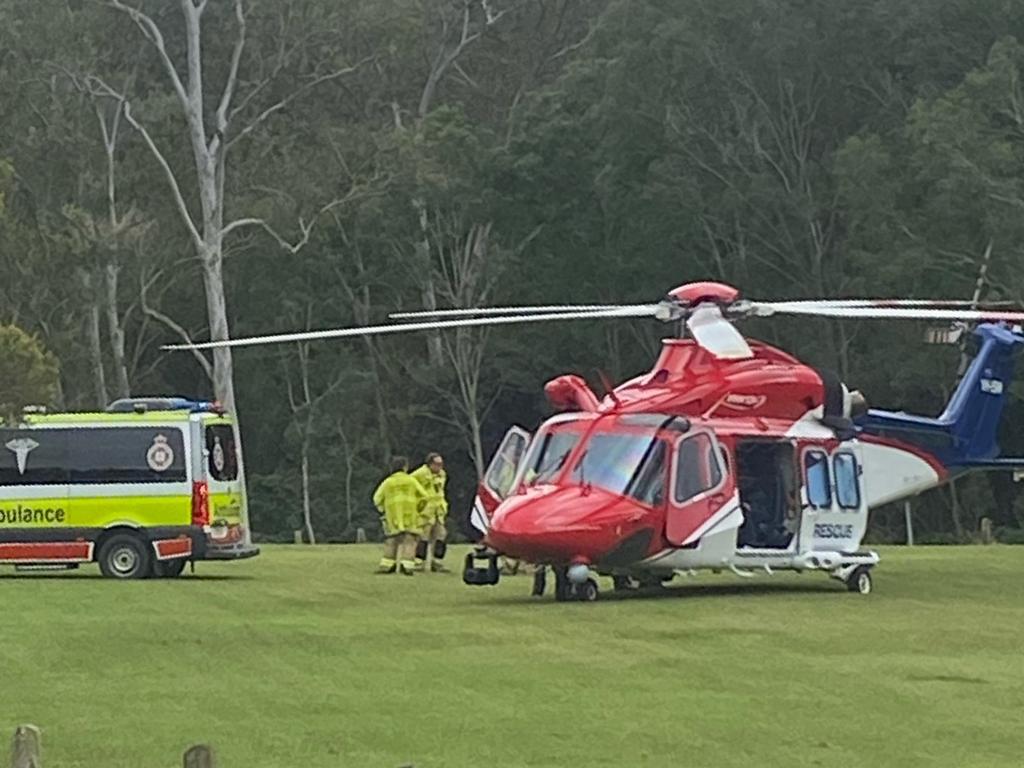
1 0 1024 541
1 545 1023 766
0 324 59 421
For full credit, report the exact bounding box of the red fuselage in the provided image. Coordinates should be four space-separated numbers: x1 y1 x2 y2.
479 336 837 568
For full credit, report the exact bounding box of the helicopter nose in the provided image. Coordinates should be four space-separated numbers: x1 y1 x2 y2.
485 486 656 566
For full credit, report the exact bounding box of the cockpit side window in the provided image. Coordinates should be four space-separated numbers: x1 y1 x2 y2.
484 430 530 498
674 433 724 504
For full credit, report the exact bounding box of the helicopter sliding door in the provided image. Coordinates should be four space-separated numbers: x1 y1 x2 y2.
665 431 735 546
734 440 799 550
799 444 868 552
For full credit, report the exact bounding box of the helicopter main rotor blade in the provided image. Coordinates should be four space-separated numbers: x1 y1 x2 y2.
389 303 637 319
749 303 1024 322
162 305 662 352
686 304 753 359
765 298 1017 309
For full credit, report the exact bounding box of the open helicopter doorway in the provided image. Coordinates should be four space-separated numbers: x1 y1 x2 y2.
734 440 800 549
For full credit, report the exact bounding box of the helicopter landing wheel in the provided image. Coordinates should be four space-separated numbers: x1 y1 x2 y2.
846 566 873 595
575 578 599 602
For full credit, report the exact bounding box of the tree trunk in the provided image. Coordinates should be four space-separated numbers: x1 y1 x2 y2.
468 406 485 478
103 263 131 398
414 200 444 366
300 433 316 544
337 421 355 527
86 301 108 406
948 480 965 540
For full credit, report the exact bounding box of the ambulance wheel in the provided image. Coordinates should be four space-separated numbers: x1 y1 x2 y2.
576 578 599 602
846 566 873 595
97 533 151 580
152 558 187 578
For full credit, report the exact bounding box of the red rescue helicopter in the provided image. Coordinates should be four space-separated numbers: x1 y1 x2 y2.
169 281 1024 601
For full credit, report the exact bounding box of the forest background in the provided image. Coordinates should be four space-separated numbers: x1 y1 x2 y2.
3 0 1024 545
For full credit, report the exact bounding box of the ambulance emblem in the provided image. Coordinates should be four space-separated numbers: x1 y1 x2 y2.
146 435 174 472
5 438 39 475
212 436 225 473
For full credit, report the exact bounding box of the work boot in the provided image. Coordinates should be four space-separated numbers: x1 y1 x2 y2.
376 564 397 575
430 561 449 573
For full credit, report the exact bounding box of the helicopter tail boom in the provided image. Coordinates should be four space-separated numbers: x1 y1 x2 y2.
856 323 1024 486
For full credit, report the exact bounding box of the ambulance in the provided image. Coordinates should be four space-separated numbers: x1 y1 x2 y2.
0 397 259 578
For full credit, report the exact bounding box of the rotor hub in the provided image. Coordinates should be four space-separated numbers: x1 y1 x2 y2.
667 281 741 307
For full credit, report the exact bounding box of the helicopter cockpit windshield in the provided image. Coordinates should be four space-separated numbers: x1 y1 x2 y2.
570 432 668 505
523 414 689 506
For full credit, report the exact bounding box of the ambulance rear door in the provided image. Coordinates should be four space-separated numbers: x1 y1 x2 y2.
200 418 244 545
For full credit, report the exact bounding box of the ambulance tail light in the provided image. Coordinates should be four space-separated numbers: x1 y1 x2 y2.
192 481 210 527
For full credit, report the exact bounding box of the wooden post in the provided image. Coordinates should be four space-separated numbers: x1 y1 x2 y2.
11 725 42 768
183 744 216 768
355 527 367 543
293 529 303 544
904 501 914 546
980 517 994 545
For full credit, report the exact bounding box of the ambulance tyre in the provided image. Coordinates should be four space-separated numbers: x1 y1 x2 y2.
152 558 187 578
846 566 873 595
97 533 151 580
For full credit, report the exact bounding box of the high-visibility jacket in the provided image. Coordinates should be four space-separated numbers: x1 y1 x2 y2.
411 465 448 525
372 471 427 536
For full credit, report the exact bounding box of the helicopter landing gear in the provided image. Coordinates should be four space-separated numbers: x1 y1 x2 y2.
576 578 599 601
613 574 640 591
554 567 600 601
845 565 873 595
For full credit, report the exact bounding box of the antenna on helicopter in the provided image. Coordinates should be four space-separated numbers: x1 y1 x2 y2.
594 369 621 408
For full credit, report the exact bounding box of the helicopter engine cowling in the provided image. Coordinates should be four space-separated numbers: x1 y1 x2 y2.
544 375 600 412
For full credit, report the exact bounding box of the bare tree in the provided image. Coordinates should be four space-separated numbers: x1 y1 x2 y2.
418 212 507 476
98 0 370 542
403 0 520 365
284 324 347 545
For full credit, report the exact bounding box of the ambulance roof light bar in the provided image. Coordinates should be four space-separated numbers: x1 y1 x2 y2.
105 397 225 414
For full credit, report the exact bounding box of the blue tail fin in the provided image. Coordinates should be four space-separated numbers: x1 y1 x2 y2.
855 324 1024 470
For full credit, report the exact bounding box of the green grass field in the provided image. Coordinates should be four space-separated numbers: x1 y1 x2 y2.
2 545 1023 768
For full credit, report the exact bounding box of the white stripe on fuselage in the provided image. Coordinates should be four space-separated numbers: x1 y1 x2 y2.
784 407 835 440
681 491 742 546
858 441 941 508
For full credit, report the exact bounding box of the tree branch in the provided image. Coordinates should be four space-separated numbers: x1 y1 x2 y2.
141 278 213 380
87 77 204 251
220 179 387 251
214 0 246 144
106 1 190 110
227 56 374 149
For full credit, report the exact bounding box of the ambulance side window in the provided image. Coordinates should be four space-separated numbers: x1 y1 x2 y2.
205 425 238 481
0 428 69 485
804 450 831 508
67 427 187 484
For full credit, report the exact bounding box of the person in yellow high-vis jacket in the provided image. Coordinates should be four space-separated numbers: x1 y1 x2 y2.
373 456 428 575
411 452 449 572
